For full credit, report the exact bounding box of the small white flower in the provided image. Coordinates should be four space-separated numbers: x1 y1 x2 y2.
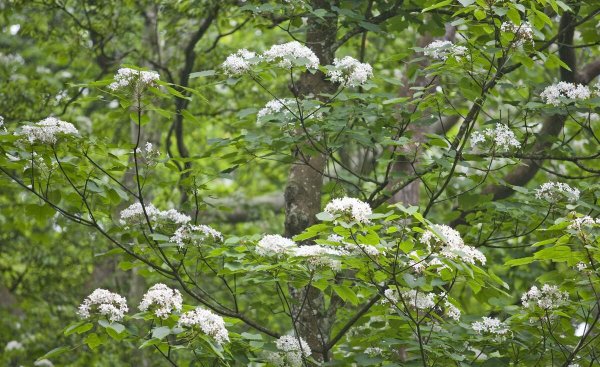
421 224 486 265
256 234 297 257
445 301 461 321
171 224 223 247
521 284 569 310
402 289 436 310
291 244 344 270
365 347 383 356
501 21 535 46
262 41 319 69
222 49 258 75
19 117 79 144
270 335 311 367
324 197 372 224
382 288 399 304
257 98 298 122
139 284 183 319
540 82 591 106
534 182 580 203
179 307 229 344
470 131 486 146
119 202 191 226
423 40 467 61
471 124 521 151
108 68 159 91
575 262 588 271
5 340 24 351
568 215 600 231
326 56 373 87
78 289 128 322
471 317 509 335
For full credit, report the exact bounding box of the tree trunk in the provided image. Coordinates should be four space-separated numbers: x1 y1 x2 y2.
283 0 338 361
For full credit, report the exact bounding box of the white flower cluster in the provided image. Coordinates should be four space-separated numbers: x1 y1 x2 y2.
108 67 160 91
267 335 311 367
365 347 384 356
291 244 344 271
326 234 381 257
178 307 229 344
138 283 183 319
5 340 24 351
420 224 486 265
534 182 580 203
119 202 191 226
223 41 319 75
343 242 380 257
171 224 223 247
423 40 467 61
326 56 373 87
471 317 509 335
568 215 600 231
576 262 588 271
521 284 569 310
383 288 399 304
501 21 534 46
402 289 436 310
222 49 258 76
382 288 436 310
0 52 24 66
263 41 320 69
324 197 372 224
407 251 448 274
328 234 377 252
20 117 79 144
470 124 521 151
78 288 128 322
135 142 160 160
445 301 461 321
540 82 591 106
256 234 297 257
257 98 297 120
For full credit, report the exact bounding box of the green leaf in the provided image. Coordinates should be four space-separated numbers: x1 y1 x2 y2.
506 8 521 25
84 333 104 350
422 0 452 13
359 21 381 32
37 346 70 361
474 9 486 20
505 257 535 267
139 339 162 349
99 320 126 334
316 212 334 221
534 245 572 261
532 238 557 247
152 326 171 340
64 321 94 336
241 332 263 340
189 70 216 78
332 285 359 305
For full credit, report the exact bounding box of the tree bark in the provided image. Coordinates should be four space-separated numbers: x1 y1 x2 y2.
283 0 338 361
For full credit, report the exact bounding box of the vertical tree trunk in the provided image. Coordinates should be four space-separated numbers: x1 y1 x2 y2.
283 0 338 361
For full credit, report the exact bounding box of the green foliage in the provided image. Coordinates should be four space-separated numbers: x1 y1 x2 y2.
2 0 600 366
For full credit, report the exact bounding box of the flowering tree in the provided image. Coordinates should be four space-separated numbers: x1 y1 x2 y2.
2 0 600 366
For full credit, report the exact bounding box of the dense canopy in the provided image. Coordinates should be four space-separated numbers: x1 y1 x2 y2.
2 0 600 366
